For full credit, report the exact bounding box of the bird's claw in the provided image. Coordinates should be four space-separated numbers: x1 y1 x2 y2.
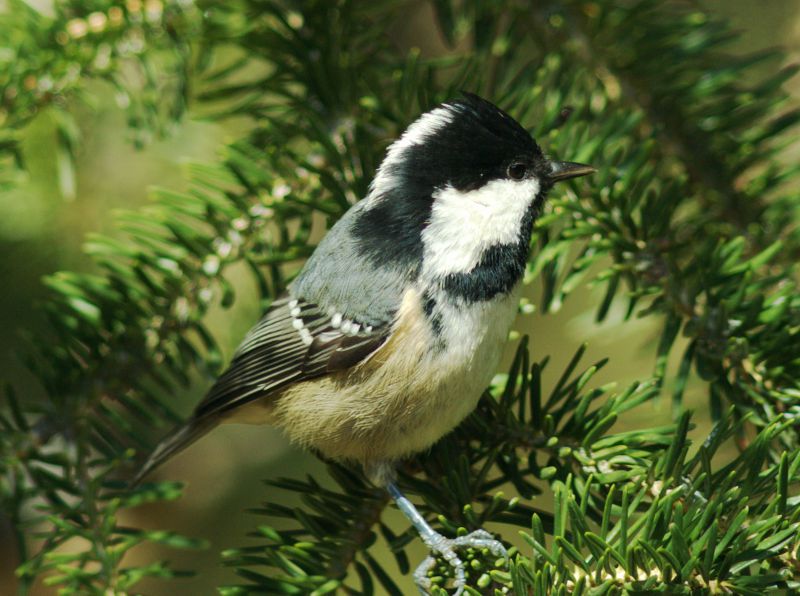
413 529 508 595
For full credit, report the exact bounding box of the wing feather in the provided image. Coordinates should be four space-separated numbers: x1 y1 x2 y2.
194 297 390 419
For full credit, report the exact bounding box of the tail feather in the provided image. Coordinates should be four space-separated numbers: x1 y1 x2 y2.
130 418 216 487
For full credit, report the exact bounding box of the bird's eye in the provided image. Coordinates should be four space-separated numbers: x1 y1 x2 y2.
507 162 527 180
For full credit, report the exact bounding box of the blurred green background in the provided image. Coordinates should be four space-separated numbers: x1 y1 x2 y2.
1 1 798 594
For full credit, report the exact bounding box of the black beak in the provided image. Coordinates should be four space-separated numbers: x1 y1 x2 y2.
549 160 596 182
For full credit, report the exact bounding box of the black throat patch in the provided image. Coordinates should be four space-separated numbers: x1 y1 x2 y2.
440 204 537 302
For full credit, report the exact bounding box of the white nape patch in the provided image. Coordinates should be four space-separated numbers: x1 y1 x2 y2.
421 177 540 278
366 106 455 206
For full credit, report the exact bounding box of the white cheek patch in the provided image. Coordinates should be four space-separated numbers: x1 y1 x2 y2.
421 177 540 278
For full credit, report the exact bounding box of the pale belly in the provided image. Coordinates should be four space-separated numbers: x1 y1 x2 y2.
231 286 520 468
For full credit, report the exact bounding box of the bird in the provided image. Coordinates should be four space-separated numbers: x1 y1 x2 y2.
133 92 594 594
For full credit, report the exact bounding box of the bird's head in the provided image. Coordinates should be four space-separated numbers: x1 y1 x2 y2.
370 93 593 201
358 93 594 281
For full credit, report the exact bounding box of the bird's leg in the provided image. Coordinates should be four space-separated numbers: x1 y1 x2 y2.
385 482 507 595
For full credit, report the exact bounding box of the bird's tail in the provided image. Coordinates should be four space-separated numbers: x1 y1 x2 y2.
130 418 216 487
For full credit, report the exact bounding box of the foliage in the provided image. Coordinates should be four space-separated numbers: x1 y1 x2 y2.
0 0 200 195
2 0 800 594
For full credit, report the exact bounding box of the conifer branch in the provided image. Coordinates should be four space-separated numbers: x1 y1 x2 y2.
2 0 800 593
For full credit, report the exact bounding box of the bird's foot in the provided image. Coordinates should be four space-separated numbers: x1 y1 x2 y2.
413 528 507 595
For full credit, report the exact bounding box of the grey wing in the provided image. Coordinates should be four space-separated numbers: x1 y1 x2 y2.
135 200 415 485
195 199 417 420
193 297 390 420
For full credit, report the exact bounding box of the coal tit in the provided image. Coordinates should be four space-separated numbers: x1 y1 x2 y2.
134 93 594 594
